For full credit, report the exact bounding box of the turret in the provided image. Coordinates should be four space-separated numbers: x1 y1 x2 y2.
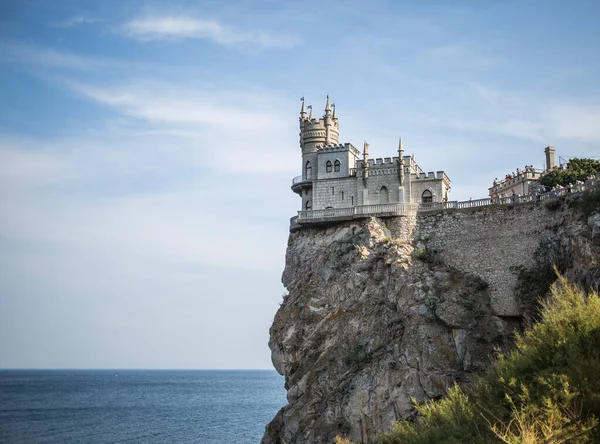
397 137 405 186
299 96 340 155
544 146 555 170
362 141 370 184
299 97 306 121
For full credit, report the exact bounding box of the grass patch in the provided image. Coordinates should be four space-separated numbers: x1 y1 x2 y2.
375 272 600 444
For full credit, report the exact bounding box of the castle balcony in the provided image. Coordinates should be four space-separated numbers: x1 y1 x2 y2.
291 175 312 195
297 202 420 224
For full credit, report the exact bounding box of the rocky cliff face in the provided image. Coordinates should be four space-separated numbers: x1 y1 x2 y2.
262 201 600 444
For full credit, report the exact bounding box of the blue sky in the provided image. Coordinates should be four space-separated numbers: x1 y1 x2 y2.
1 0 599 369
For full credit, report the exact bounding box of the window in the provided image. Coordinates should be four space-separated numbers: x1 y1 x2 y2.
422 190 433 203
305 160 312 180
305 200 312 210
351 195 354 206
341 191 344 200
332 186 335 196
379 186 389 204
326 160 333 173
334 159 341 172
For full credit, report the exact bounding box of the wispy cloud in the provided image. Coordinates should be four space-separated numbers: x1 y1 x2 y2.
122 15 298 49
68 81 278 130
433 83 600 144
0 42 126 72
53 15 101 28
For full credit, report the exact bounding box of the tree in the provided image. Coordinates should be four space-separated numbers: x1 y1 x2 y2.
541 158 600 188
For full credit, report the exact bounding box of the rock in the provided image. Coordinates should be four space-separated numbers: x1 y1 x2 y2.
589 212 600 241
262 204 600 444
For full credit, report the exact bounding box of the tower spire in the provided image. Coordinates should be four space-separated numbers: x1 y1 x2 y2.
332 102 337 120
325 95 331 116
300 96 306 120
308 105 314 121
398 137 405 186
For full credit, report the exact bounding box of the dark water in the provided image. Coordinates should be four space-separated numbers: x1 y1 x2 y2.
0 370 286 444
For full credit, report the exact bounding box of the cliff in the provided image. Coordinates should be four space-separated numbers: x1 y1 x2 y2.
262 199 600 444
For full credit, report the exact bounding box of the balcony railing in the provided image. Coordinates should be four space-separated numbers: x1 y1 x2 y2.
294 173 600 226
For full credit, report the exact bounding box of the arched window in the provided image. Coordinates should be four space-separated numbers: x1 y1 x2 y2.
422 190 433 203
305 160 312 180
326 160 333 173
305 200 312 210
334 159 341 172
379 186 389 204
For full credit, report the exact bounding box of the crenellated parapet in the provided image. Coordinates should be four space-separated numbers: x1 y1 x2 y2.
293 96 451 213
299 96 339 153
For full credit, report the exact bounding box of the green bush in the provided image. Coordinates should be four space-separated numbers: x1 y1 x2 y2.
570 185 600 219
379 273 600 444
541 158 600 188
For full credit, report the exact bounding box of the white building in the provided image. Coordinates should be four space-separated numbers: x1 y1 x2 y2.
292 97 451 213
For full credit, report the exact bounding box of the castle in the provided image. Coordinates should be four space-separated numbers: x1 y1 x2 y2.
292 97 451 223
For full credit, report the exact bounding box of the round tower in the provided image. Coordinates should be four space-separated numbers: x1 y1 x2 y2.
299 96 339 154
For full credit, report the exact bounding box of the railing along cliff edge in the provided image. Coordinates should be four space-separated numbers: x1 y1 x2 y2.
295 174 599 226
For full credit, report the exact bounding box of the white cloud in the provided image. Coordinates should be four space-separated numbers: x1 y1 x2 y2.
53 16 101 27
63 80 299 173
122 15 298 49
0 42 128 72
0 136 293 273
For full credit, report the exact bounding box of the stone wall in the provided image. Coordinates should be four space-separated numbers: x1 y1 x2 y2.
313 177 358 209
406 202 571 316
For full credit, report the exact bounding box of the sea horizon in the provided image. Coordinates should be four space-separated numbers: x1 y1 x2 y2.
0 368 286 443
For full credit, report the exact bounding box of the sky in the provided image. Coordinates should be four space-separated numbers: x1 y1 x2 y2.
0 0 599 369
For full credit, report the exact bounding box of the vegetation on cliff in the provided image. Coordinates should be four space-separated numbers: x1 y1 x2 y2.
541 158 600 188
374 273 600 443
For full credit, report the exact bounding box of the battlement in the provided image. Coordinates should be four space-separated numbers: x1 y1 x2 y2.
412 171 448 181
358 157 400 168
317 142 360 156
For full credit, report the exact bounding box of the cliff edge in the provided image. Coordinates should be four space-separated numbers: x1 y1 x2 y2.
262 200 600 444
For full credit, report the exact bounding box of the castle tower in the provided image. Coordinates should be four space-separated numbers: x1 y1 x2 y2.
299 96 340 155
544 146 555 170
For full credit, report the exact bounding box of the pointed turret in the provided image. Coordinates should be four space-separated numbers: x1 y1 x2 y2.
398 137 405 186
363 141 370 184
332 102 337 120
300 97 306 120
325 95 331 117
308 105 314 121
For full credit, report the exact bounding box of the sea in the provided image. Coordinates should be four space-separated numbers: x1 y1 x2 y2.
0 370 286 444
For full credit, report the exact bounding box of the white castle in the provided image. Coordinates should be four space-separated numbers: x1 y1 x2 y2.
292 97 451 225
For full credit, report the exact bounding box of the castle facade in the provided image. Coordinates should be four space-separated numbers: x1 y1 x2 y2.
292 97 451 214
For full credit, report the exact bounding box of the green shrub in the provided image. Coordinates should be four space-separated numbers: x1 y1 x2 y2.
379 273 600 443
541 158 600 188
570 185 600 219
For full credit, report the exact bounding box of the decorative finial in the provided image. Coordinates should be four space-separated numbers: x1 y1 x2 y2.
332 102 337 120
308 105 314 121
300 96 306 120
364 141 369 155
398 137 405 185
325 95 331 116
